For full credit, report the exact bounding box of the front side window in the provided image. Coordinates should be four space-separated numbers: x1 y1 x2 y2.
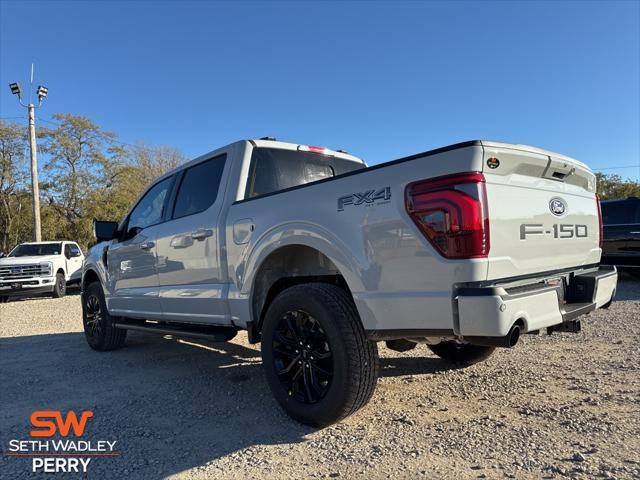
173 155 226 219
245 148 364 198
128 177 174 232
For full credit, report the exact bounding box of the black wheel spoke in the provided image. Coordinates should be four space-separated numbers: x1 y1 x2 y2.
311 348 331 360
285 315 302 342
302 366 314 403
274 330 297 347
278 356 301 375
309 362 331 377
308 367 325 396
273 346 297 359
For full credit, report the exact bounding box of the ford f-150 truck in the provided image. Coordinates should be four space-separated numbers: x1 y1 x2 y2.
0 241 84 302
82 139 617 426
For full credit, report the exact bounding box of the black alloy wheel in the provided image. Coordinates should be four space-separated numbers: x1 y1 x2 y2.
84 293 103 340
272 309 333 404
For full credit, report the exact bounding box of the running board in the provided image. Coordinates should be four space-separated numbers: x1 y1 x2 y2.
113 320 237 342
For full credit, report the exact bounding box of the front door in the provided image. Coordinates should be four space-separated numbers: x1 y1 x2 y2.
155 154 230 324
64 243 84 282
107 176 175 318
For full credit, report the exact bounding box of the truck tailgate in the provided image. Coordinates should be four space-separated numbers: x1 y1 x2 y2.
482 142 601 280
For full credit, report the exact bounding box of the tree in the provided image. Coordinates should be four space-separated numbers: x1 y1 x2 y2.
0 114 189 251
40 113 124 244
595 172 640 200
0 121 30 252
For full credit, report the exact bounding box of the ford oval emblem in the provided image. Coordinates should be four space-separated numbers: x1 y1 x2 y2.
549 197 567 216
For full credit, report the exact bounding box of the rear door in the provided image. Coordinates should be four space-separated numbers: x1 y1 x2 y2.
107 176 175 317
481 142 600 280
155 153 230 324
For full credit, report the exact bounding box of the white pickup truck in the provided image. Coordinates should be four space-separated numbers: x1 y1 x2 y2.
0 241 84 302
82 139 617 426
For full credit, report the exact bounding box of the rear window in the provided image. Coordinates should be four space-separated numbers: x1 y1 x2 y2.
245 148 364 198
601 200 640 225
173 155 226 219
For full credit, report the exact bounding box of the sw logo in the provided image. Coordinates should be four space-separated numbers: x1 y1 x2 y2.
338 187 391 211
30 410 94 437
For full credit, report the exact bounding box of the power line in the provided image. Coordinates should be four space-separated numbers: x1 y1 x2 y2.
592 165 640 171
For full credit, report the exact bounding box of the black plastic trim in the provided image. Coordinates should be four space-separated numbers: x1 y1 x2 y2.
366 328 454 341
233 140 482 205
460 263 603 290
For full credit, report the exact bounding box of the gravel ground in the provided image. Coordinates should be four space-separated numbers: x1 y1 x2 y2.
1 276 639 479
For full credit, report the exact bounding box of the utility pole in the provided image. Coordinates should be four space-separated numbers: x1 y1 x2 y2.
8 69 48 242
28 103 42 241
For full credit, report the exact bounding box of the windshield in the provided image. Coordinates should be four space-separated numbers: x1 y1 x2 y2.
8 243 62 257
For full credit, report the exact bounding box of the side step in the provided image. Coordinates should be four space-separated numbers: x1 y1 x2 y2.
113 319 238 342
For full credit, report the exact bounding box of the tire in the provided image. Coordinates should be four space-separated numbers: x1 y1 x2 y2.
82 282 127 351
261 283 379 427
0 296 8 303
428 341 495 366
51 272 67 298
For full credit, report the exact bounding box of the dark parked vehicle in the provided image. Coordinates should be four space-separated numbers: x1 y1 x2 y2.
601 197 640 276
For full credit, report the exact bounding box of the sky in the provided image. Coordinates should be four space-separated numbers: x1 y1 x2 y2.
1 1 639 179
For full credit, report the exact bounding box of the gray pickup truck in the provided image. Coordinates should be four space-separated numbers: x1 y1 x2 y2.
83 138 617 426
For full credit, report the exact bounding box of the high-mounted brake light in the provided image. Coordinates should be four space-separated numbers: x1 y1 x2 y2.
405 172 490 259
298 144 332 155
596 195 603 249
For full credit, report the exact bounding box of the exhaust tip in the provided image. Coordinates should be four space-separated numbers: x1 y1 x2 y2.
508 324 521 347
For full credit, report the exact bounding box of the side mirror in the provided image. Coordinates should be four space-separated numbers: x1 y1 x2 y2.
71 250 83 258
94 220 119 242
125 226 143 240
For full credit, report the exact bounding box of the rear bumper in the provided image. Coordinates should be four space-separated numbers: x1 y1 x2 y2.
455 265 617 337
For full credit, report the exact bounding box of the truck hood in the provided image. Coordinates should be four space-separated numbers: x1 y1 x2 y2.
0 255 59 265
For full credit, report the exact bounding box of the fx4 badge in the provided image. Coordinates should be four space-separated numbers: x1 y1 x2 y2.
338 187 391 211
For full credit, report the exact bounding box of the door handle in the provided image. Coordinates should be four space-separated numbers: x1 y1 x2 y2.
191 229 213 241
139 241 155 250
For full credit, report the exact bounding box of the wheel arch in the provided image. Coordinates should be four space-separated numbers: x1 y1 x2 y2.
248 243 363 341
82 268 100 293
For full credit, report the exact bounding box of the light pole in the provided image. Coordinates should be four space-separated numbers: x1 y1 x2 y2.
8 82 48 242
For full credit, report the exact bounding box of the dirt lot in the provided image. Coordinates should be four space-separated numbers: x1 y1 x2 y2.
1 276 639 479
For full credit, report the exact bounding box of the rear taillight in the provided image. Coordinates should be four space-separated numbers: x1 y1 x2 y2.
405 172 490 259
596 195 603 248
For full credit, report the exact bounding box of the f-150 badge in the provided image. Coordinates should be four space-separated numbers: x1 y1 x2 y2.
338 187 391 211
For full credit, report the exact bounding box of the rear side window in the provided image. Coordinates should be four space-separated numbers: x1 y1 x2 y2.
601 201 640 225
246 148 364 198
173 155 226 219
